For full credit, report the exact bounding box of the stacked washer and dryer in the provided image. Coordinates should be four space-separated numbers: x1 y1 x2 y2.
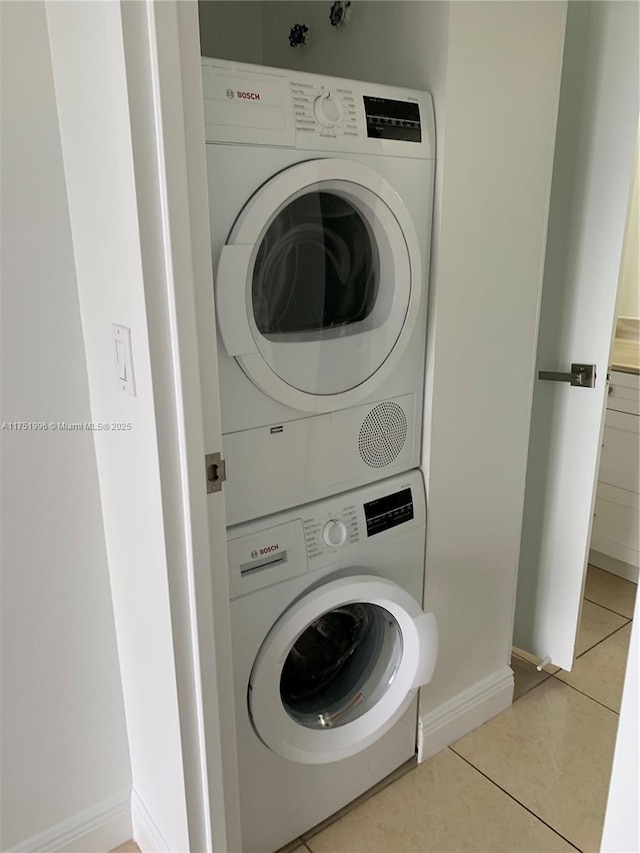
202 58 438 853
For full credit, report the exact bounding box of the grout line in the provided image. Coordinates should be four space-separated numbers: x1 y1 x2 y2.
303 843 314 853
583 594 635 620
542 619 631 713
550 675 620 715
575 618 632 660
448 747 583 852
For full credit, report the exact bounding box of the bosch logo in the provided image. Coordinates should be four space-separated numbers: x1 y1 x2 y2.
225 88 235 99
237 90 261 100
259 544 279 555
251 550 258 559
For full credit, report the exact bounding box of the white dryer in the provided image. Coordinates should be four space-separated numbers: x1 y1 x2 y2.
227 469 437 852
202 59 435 525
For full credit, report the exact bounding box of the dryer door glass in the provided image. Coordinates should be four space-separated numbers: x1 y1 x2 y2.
280 603 403 729
253 192 380 336
246 180 412 397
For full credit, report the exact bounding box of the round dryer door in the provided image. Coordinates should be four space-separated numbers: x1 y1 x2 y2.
216 159 423 414
248 575 438 765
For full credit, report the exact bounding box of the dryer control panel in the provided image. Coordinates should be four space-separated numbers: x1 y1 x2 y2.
291 82 358 139
201 58 434 160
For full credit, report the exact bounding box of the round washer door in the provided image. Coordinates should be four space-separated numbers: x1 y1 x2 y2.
248 575 437 765
216 159 423 414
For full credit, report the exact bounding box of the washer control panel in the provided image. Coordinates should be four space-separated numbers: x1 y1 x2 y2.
322 519 349 547
227 471 424 595
313 92 343 128
301 483 415 560
364 488 414 537
303 503 359 559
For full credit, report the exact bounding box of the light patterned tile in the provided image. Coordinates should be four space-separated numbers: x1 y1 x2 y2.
556 623 632 712
305 748 573 853
575 599 628 656
511 653 552 700
451 678 618 853
584 565 637 618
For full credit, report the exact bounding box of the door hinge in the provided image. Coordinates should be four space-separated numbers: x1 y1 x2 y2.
205 452 227 494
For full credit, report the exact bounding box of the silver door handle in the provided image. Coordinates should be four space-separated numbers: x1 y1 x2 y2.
538 363 596 388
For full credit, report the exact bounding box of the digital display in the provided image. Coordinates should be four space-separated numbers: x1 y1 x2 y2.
364 488 414 537
363 96 422 142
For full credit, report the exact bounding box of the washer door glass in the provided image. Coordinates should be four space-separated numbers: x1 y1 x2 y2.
248 575 436 764
280 603 403 729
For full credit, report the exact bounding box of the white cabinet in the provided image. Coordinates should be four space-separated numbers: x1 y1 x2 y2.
590 371 640 581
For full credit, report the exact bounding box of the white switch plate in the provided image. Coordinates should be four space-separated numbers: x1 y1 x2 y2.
113 324 136 396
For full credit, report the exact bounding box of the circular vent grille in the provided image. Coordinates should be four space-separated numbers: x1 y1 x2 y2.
358 402 408 468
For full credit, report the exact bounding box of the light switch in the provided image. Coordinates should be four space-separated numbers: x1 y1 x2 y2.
115 341 127 380
113 324 136 396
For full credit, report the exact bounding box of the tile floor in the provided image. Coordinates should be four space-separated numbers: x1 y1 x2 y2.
111 565 636 853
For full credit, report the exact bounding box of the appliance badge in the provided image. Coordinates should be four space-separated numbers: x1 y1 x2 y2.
236 90 261 101
251 544 280 559
225 88 235 99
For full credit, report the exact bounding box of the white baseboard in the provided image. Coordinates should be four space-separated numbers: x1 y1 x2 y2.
131 788 172 853
6 788 132 853
417 666 514 762
589 550 639 584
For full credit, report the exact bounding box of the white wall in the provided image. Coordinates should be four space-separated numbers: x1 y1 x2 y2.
260 1 447 90
0 3 132 850
46 3 190 851
198 0 264 63
418 1 566 720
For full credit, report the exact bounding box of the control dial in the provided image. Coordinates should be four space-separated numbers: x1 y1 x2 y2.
314 92 342 128
322 519 348 548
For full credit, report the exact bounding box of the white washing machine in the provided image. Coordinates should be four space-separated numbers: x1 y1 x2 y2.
228 469 437 852
202 59 435 525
